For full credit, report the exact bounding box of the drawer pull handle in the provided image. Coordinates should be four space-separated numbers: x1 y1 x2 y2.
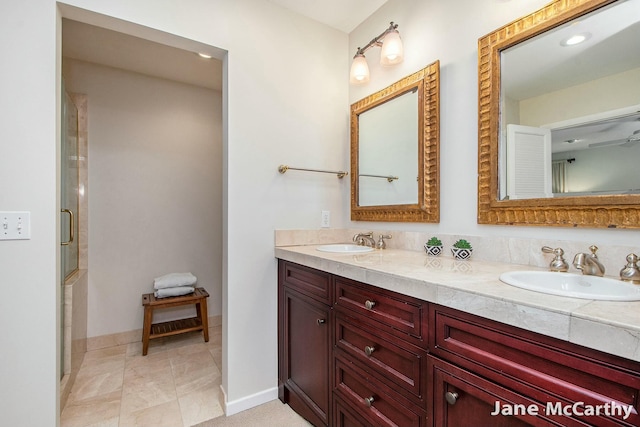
364 300 376 310
364 345 376 356
445 391 459 405
364 396 375 407
316 318 326 325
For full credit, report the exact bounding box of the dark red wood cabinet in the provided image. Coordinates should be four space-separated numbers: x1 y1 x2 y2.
278 259 640 427
278 261 332 426
333 276 429 426
429 305 640 427
429 356 588 427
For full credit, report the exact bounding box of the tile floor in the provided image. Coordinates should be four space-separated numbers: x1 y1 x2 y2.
61 325 224 427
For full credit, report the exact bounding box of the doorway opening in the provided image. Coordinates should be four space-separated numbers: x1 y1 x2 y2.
59 13 226 417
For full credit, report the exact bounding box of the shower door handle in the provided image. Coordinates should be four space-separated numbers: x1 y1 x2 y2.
61 209 75 246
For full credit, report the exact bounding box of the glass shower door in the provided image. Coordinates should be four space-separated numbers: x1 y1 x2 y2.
61 89 79 277
60 85 79 378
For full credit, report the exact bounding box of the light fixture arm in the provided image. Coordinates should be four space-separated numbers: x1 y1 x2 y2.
354 22 399 56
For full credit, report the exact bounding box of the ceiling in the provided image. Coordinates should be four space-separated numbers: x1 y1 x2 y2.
499 0 640 152
502 0 640 101
267 0 387 33
62 1 386 91
552 111 640 153
62 19 224 91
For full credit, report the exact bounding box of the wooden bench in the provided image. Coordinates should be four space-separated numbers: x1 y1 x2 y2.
141 287 209 355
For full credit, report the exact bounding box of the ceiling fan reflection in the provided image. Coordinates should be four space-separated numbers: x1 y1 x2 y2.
588 129 640 148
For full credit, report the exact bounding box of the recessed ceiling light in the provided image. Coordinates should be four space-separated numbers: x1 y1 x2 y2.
564 139 580 143
560 32 591 46
197 52 213 59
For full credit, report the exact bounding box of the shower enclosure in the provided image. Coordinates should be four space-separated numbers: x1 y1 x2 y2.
61 89 79 273
61 85 79 378
59 84 88 411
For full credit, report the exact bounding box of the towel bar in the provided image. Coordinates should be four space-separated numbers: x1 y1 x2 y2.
359 173 399 182
278 164 348 179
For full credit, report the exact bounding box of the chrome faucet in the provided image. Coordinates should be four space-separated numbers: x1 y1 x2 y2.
572 245 605 277
541 246 569 272
620 253 640 284
353 232 376 247
376 234 392 250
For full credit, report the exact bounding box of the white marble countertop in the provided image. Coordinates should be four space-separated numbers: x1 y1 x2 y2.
275 245 640 363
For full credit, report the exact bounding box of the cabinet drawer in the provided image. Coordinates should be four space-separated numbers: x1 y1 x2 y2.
335 314 428 405
280 261 332 305
334 277 427 346
333 395 371 427
334 355 426 427
428 356 586 427
430 305 640 427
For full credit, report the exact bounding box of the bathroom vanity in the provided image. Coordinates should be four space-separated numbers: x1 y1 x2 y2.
276 246 640 427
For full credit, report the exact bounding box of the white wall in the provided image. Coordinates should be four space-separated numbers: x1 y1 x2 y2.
520 67 640 126
1 0 348 424
60 0 348 414
63 59 223 337
6 0 640 425
0 1 59 426
348 0 640 245
554 143 640 194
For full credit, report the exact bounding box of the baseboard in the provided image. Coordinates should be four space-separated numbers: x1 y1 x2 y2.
87 314 222 351
222 385 279 416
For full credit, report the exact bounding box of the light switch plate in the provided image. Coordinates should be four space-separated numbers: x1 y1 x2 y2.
0 211 31 240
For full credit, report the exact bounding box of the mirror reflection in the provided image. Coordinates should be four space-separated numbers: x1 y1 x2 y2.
358 88 418 206
499 0 640 200
478 0 640 228
351 61 440 223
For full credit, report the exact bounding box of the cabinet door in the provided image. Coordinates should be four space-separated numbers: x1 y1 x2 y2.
429 356 589 427
282 288 331 426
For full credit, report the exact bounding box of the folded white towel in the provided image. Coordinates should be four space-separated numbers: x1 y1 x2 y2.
154 286 195 298
153 272 197 290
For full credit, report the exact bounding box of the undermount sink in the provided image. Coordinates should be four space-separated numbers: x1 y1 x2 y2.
316 244 374 254
499 270 640 301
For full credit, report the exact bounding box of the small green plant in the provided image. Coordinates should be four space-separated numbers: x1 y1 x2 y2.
453 239 472 249
426 237 442 246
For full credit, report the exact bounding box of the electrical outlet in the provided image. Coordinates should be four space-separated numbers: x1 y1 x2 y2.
321 210 330 228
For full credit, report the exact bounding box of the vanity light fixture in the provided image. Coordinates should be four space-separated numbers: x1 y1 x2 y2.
350 22 404 85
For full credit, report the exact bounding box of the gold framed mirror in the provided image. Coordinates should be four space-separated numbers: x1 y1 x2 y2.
478 0 640 228
351 60 440 222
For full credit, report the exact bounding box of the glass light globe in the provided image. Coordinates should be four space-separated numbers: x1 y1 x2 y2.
380 30 404 66
350 54 370 85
